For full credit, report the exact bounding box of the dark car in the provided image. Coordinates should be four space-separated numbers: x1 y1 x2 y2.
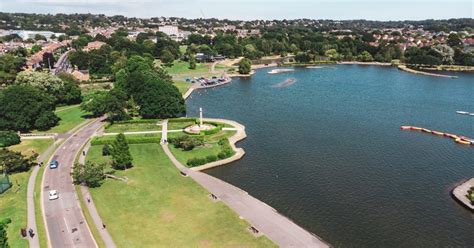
49 160 59 169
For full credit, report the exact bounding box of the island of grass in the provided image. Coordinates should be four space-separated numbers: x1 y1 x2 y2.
85 142 275 247
0 139 53 248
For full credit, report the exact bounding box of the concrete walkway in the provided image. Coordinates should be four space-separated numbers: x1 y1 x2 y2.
160 120 330 248
26 138 57 248
78 142 117 248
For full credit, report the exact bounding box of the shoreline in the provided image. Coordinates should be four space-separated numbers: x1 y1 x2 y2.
451 178 474 212
338 61 392 66
161 119 331 247
397 65 458 78
191 118 247 171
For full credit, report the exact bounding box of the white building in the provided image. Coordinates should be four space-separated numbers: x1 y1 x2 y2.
158 25 189 42
0 30 64 41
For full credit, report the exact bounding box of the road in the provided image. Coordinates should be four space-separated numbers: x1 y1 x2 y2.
161 120 330 248
41 118 105 248
53 50 72 75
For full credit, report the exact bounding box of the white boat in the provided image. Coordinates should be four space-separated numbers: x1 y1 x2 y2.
469 113 474 116
456 111 469 115
268 68 295 74
306 66 324 69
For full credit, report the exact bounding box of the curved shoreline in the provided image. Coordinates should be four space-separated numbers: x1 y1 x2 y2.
397 65 458 78
161 119 330 247
191 118 247 171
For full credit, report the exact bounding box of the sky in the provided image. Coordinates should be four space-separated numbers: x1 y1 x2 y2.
0 0 472 21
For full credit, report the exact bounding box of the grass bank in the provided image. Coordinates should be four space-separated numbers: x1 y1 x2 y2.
86 143 274 247
0 139 53 248
104 122 161 133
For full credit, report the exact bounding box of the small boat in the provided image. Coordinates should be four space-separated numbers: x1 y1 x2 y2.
469 113 474 116
268 68 295 74
306 66 324 69
456 111 469 115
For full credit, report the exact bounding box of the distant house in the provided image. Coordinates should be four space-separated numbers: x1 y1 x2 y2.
158 25 189 42
83 41 106 52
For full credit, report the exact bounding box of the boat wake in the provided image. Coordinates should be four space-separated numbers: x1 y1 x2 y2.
273 78 297 88
268 68 295 74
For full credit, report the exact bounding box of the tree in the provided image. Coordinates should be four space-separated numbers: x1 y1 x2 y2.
324 49 341 61
189 55 197 69
14 71 65 103
56 73 82 104
447 33 462 48
432 45 454 64
357 51 374 62
0 148 37 174
161 50 175 66
0 131 20 148
34 34 46 41
31 44 42 54
238 58 252 74
0 218 11 248
0 85 58 131
72 161 105 187
110 133 133 170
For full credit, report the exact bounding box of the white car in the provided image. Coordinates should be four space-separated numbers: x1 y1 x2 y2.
48 190 59 200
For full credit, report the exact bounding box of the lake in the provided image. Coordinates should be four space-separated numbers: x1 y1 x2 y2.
186 65 474 247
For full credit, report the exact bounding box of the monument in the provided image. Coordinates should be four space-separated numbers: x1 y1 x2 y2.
184 107 216 134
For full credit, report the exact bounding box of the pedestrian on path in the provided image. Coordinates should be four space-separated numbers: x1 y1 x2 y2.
102 223 106 229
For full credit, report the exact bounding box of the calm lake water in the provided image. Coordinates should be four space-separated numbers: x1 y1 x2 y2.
186 65 474 247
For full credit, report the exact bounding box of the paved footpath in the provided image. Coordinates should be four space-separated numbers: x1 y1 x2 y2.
27 138 58 248
78 142 117 248
161 120 330 248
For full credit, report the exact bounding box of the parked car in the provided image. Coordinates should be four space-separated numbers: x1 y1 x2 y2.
48 190 59 200
49 160 58 169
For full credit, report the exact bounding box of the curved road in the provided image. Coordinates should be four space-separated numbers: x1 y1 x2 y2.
41 118 105 248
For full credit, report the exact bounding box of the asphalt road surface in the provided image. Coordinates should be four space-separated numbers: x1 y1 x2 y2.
42 118 104 248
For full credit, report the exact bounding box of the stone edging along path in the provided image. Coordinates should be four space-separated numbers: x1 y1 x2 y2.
452 178 474 211
190 118 247 172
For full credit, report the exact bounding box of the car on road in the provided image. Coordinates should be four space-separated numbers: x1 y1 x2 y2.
49 160 59 169
48 190 59 200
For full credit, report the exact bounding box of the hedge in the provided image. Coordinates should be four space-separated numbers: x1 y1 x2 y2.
91 135 160 145
186 138 235 167
111 119 161 125
168 118 197 123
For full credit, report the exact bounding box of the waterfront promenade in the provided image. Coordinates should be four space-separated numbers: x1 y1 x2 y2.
161 120 330 247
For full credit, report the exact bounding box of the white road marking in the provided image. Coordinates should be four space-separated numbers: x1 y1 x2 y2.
63 217 70 233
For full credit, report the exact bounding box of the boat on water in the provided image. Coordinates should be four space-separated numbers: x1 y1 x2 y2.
268 68 295 74
456 111 470 115
306 66 324 69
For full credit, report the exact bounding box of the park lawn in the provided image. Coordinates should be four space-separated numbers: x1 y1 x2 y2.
167 120 197 130
50 105 91 133
173 80 192 95
0 139 54 248
167 131 236 166
104 123 161 133
164 60 210 75
87 144 275 248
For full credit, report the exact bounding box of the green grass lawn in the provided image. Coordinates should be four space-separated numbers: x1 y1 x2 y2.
164 60 210 75
86 144 275 247
168 121 196 130
31 105 90 134
167 131 236 167
0 139 54 248
104 123 161 133
173 80 192 95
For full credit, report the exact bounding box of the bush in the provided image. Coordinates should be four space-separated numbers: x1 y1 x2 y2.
0 131 20 147
203 126 222 135
102 144 111 156
170 135 203 151
187 157 207 167
112 119 161 125
205 155 218 163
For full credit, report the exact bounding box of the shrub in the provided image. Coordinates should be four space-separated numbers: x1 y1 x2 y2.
205 155 218 163
170 135 203 151
102 144 111 156
0 131 20 147
187 157 207 167
203 126 222 135
168 118 197 123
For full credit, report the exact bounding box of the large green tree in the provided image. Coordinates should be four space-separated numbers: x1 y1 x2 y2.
238 58 252 74
110 133 133 170
72 161 105 187
0 218 11 248
0 148 37 174
0 85 59 131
